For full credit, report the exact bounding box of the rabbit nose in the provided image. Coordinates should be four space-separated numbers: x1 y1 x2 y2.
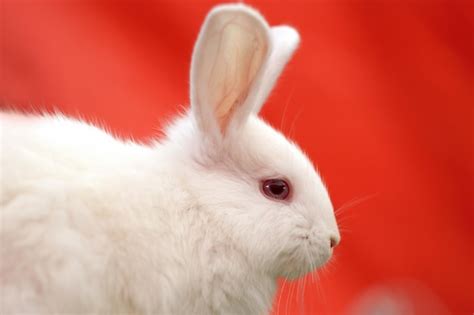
330 235 340 248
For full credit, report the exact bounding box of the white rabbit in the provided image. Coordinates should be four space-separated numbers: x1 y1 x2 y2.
0 4 340 315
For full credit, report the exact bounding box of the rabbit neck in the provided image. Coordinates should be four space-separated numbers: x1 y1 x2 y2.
102 156 277 314
180 207 278 315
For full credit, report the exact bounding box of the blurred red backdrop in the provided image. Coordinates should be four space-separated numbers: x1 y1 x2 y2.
1 1 473 314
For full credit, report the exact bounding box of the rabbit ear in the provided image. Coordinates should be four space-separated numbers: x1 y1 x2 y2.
190 4 271 139
251 26 300 113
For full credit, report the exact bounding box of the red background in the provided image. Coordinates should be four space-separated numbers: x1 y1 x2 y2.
1 1 473 314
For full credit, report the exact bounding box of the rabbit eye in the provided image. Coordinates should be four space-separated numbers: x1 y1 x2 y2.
261 179 291 201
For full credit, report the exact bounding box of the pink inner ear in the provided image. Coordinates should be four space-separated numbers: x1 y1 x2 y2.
198 13 268 133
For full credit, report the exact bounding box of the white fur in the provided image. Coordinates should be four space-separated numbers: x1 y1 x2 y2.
0 4 339 315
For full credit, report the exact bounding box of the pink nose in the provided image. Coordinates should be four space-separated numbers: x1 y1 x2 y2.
330 235 340 248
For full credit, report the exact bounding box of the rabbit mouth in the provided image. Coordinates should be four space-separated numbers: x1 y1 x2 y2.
275 230 333 280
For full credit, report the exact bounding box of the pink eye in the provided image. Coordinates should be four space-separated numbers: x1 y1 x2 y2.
261 179 291 201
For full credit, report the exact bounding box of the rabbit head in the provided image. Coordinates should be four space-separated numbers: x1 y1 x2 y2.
166 4 340 280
